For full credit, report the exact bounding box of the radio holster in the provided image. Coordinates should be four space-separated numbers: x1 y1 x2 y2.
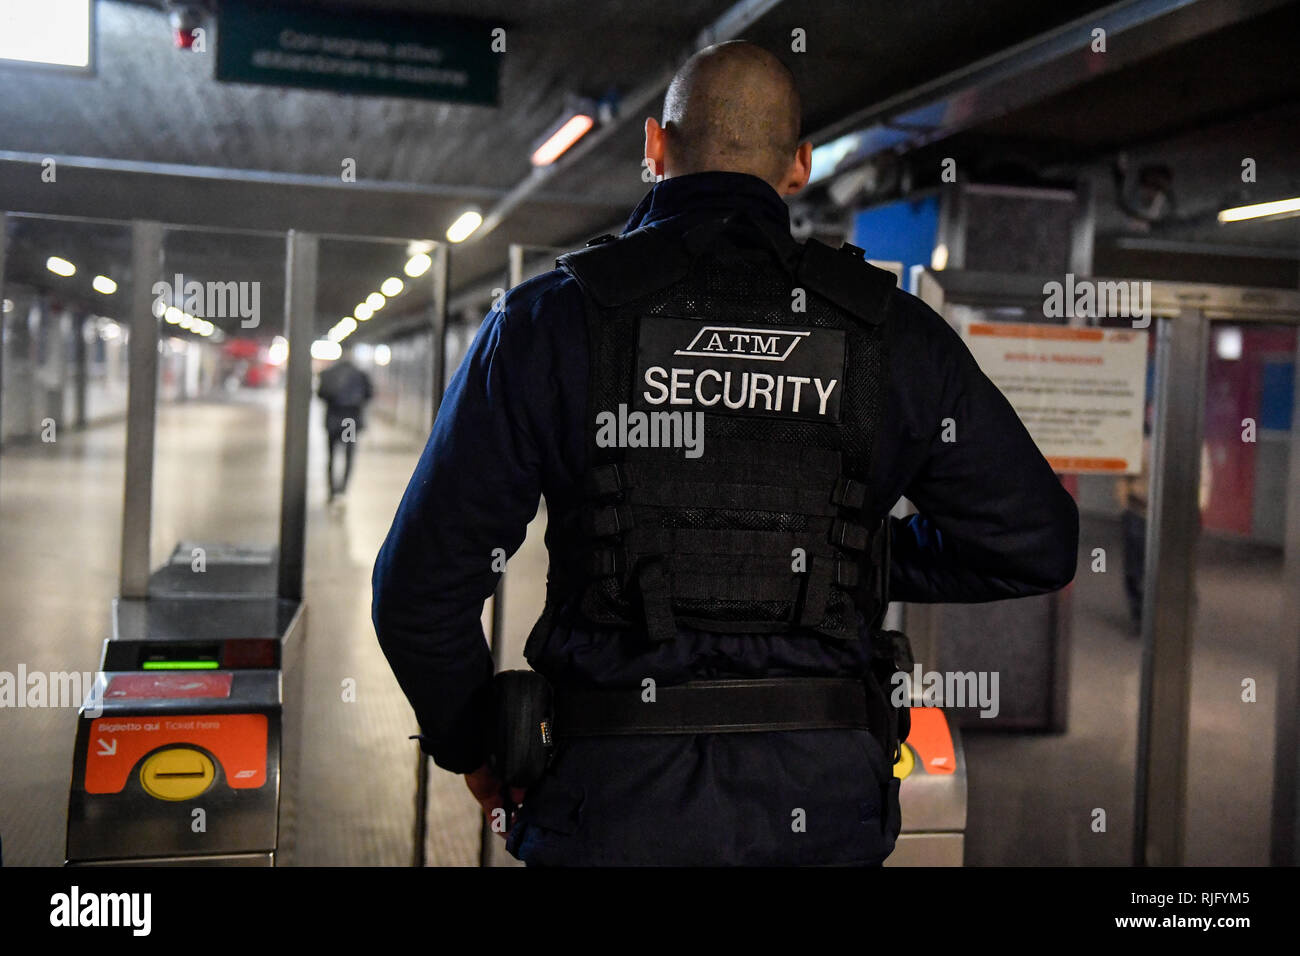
867 628 915 764
489 669 555 789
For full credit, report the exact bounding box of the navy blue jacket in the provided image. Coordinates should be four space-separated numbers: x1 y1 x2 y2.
372 171 1079 865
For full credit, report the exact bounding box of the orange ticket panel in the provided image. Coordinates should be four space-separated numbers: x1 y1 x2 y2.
84 713 268 794
906 707 957 775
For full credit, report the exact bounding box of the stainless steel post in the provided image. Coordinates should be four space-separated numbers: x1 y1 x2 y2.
119 221 163 598
492 243 525 673
414 242 451 867
74 313 88 429
277 231 317 603
1133 308 1208 866
429 243 449 430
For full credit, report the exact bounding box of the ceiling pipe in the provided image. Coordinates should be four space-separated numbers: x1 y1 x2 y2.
805 0 1292 191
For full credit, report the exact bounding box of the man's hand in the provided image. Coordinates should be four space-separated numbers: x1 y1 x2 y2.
464 763 527 839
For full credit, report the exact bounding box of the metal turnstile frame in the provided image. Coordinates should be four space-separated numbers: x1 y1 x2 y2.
917 268 1300 866
410 240 451 868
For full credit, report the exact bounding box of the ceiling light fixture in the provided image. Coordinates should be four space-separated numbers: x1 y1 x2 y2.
1217 196 1300 223
329 317 359 342
446 209 483 243
404 253 432 278
530 99 598 167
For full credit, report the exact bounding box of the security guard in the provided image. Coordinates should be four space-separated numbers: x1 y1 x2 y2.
372 41 1079 866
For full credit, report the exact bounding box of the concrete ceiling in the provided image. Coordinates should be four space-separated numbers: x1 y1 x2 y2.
896 1 1300 261
2 0 1295 340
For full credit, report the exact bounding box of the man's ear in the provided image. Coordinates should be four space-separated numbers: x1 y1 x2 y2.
644 117 667 179
778 141 814 196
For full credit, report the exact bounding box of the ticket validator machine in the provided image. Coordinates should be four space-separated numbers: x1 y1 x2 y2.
65 225 317 866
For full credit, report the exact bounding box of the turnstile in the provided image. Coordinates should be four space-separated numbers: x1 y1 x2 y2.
57 222 320 867
66 543 305 866
887 707 968 866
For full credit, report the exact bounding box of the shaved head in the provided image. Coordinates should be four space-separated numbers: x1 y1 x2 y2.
660 41 802 186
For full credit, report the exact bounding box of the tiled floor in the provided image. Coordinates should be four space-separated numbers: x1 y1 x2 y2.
0 391 1284 866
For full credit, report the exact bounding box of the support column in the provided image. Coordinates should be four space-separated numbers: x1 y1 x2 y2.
1133 308 1208 865
429 243 449 429
74 314 88 429
277 230 317 603
119 221 163 598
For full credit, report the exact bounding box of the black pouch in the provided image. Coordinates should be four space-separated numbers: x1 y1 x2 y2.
868 628 915 759
879 629 914 745
490 670 555 789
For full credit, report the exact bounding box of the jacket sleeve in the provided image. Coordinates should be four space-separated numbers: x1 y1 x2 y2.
886 296 1079 603
371 299 546 773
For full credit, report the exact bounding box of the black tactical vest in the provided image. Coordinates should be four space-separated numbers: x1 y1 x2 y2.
538 214 896 649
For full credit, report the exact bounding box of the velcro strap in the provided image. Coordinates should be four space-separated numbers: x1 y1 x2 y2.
586 547 625 578
630 479 838 516
636 558 677 644
833 557 860 589
830 518 871 551
798 555 832 627
555 678 871 736
636 526 811 558
831 476 867 510
585 463 627 497
585 504 633 537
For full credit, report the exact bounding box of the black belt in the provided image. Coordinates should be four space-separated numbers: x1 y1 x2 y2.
554 677 870 736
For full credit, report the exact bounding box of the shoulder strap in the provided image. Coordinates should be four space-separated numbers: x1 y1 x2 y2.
556 226 692 308
559 224 897 325
796 239 896 325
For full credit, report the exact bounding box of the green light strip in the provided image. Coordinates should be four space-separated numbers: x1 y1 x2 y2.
142 660 219 670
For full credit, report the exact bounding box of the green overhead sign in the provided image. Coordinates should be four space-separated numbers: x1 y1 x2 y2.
216 0 499 105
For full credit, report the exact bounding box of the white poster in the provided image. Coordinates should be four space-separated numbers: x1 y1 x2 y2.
959 320 1149 474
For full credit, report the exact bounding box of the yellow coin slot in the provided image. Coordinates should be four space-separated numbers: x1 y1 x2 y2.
139 747 215 801
893 742 915 780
